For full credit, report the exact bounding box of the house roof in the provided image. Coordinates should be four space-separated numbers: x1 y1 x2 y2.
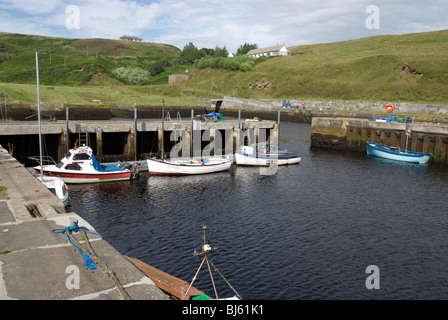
120 35 142 41
247 45 288 55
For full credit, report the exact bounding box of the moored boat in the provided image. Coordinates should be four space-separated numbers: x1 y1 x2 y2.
127 225 241 300
147 157 232 175
366 141 431 164
235 142 301 166
41 176 70 203
31 144 138 184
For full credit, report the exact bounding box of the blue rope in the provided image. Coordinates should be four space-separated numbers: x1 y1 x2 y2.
52 223 103 270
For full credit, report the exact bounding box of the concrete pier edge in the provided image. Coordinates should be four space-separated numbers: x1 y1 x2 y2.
0 144 169 300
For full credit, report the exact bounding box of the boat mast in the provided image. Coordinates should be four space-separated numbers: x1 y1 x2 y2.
36 52 43 182
161 98 165 159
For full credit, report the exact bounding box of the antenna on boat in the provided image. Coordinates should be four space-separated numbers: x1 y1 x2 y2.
184 225 242 300
161 98 165 159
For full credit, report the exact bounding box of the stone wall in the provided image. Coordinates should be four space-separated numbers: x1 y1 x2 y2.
311 117 448 165
221 96 448 116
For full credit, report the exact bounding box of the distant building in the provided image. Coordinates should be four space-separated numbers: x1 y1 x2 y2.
168 74 191 85
119 35 142 42
246 45 291 58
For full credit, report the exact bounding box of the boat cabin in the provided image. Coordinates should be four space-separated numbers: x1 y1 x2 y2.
240 146 255 154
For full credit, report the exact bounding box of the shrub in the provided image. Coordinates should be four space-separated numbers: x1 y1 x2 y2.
112 67 150 85
196 56 256 72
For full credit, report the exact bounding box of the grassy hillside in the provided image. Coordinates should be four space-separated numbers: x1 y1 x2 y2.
1 30 448 105
0 33 181 86
180 30 448 103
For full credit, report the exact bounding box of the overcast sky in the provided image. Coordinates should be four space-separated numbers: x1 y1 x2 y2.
1 0 447 52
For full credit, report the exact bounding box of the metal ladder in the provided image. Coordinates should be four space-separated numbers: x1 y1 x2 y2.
78 131 88 146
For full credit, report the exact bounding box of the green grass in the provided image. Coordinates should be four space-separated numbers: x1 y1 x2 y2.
177 30 448 103
0 33 181 86
0 185 9 199
1 30 448 105
0 82 198 106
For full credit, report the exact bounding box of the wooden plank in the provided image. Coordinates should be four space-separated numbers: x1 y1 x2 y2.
125 256 206 300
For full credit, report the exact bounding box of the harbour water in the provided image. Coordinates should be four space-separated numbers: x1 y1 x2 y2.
67 121 448 300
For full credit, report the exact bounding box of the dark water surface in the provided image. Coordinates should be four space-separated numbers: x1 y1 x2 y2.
67 122 448 300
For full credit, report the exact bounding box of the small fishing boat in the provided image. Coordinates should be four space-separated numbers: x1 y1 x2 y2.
147 98 231 176
125 256 207 300
235 142 301 166
366 142 431 164
147 157 232 175
126 225 241 300
31 144 139 184
41 176 70 204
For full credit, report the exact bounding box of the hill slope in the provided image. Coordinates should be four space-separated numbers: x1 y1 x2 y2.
177 30 448 103
1 30 448 104
0 33 181 86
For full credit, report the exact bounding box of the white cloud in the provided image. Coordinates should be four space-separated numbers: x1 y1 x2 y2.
0 0 62 14
1 0 447 51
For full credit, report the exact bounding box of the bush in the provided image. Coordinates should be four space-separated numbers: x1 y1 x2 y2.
0 53 12 64
196 56 256 72
112 67 150 85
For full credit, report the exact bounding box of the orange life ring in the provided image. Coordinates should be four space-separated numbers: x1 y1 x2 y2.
385 104 395 113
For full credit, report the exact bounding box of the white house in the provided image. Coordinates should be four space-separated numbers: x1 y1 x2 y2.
119 35 143 42
246 45 291 58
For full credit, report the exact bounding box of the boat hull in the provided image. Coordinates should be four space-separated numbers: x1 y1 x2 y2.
34 166 131 184
40 176 70 203
147 158 232 175
366 142 431 164
235 151 301 166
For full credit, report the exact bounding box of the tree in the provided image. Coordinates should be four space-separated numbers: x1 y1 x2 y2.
180 42 202 65
199 48 215 57
213 46 229 58
236 43 258 56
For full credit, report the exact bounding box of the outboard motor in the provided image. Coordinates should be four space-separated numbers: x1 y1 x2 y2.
118 161 141 180
130 162 141 180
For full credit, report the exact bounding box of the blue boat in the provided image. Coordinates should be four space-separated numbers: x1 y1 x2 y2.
366 142 431 164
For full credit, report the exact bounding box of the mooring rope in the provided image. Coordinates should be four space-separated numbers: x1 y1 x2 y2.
209 259 242 300
52 221 103 270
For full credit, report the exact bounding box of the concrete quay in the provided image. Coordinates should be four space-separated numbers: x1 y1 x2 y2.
0 145 168 300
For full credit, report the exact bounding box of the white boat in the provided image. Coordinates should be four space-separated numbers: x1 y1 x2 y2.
147 98 231 176
147 157 232 175
235 142 301 166
41 176 70 204
31 144 138 184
